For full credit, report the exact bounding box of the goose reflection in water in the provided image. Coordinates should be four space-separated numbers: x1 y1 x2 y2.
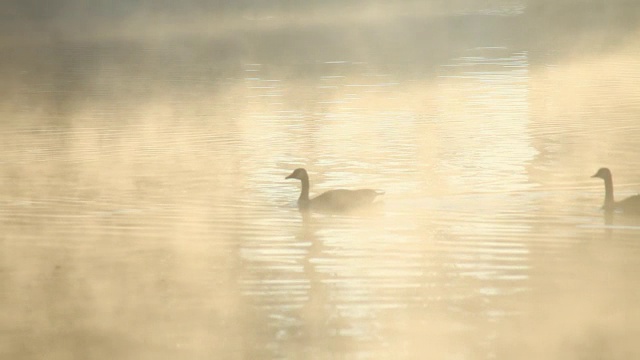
286 168 384 213
592 167 640 214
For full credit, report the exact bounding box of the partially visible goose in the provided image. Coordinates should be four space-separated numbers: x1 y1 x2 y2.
286 168 384 212
591 167 640 214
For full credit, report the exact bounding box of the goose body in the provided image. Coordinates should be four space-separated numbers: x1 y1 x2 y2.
591 167 640 214
286 168 384 212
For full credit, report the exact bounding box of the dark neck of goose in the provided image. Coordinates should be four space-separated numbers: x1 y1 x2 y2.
603 173 615 209
298 174 310 204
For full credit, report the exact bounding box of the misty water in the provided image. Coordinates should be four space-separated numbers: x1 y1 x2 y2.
2 1 640 359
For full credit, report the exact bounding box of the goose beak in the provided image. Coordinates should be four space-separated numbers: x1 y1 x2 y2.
591 173 599 178
285 173 295 179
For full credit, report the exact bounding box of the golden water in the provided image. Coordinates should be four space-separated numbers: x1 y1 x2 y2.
2 2 640 359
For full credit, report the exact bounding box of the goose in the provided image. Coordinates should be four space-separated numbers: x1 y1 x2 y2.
591 167 640 214
285 168 384 212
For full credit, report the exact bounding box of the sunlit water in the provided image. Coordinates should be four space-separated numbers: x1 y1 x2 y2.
2 2 640 359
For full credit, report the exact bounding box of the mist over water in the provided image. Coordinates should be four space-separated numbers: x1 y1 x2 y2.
2 1 640 359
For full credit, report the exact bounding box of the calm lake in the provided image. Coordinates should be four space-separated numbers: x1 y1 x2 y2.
2 1 640 359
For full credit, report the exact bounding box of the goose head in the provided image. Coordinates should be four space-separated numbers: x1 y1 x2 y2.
285 168 308 180
591 167 611 180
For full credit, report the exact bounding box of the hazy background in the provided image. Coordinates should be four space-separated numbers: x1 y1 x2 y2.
1 1 640 359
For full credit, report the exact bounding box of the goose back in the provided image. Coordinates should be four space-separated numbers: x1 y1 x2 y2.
616 194 640 214
310 189 384 212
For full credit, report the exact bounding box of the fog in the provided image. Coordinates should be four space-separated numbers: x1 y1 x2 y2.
1 1 640 359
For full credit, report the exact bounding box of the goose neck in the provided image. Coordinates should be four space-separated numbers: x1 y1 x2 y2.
603 174 615 209
299 176 310 202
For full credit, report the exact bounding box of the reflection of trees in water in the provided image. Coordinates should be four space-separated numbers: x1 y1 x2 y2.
4 0 640 122
523 1 640 59
5 0 640 61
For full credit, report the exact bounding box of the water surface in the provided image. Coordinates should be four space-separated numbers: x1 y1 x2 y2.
2 1 640 359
